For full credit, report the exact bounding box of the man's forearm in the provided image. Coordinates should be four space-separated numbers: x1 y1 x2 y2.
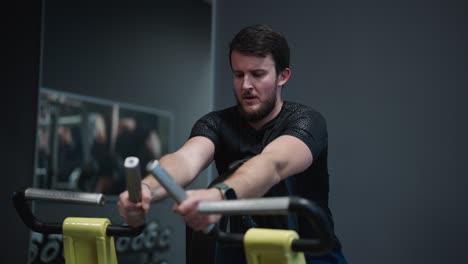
142 152 201 202
223 135 313 199
223 153 282 199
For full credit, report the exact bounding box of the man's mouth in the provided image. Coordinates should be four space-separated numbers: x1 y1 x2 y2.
242 95 258 104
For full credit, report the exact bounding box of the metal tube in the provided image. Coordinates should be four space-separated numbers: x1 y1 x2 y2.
24 188 105 206
198 197 290 215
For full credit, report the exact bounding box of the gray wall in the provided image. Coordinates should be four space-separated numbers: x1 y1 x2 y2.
214 0 468 263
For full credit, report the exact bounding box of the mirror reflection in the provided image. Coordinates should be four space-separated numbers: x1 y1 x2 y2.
35 89 172 195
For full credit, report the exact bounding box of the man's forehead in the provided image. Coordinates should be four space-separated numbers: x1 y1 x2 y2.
231 51 275 70
231 49 272 59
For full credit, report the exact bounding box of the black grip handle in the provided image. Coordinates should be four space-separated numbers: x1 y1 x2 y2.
12 188 144 237
288 197 334 254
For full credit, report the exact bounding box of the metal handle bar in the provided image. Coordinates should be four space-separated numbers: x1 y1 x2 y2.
12 188 144 237
198 196 334 254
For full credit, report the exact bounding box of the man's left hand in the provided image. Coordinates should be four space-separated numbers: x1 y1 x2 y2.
173 188 223 231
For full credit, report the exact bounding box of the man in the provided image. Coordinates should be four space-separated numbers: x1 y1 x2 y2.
118 24 347 264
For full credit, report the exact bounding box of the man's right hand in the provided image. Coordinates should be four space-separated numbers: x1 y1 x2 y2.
117 182 153 227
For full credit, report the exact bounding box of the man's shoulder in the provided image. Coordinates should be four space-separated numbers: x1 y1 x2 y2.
283 101 323 118
191 106 238 139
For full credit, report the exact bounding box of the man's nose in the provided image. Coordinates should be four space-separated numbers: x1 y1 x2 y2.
242 75 253 90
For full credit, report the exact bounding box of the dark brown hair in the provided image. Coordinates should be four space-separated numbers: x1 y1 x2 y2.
229 24 290 74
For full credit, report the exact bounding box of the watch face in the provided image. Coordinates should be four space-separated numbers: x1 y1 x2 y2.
224 188 237 200
213 183 237 200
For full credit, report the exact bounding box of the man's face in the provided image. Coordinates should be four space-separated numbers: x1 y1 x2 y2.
231 50 289 123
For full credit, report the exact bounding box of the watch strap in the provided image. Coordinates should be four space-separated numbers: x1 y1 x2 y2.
212 182 237 200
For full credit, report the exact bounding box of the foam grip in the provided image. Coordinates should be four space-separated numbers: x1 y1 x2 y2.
124 157 142 203
146 160 187 203
146 160 214 233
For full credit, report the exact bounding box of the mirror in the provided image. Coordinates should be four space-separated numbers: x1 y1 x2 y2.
35 88 173 195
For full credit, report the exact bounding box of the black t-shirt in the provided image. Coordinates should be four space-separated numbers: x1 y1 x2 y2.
190 101 337 241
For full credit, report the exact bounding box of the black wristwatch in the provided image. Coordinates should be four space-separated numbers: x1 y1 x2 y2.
212 182 237 200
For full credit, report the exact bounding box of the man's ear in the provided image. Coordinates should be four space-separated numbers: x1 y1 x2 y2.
278 68 291 86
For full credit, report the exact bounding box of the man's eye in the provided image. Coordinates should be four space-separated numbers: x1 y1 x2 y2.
252 72 265 78
233 73 243 78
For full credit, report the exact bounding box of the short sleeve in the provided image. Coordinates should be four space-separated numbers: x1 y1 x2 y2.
282 111 328 159
189 112 220 146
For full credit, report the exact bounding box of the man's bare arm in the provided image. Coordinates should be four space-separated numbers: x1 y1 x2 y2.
142 136 215 202
223 135 313 199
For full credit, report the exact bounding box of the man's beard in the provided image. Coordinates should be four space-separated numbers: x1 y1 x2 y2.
236 88 278 123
